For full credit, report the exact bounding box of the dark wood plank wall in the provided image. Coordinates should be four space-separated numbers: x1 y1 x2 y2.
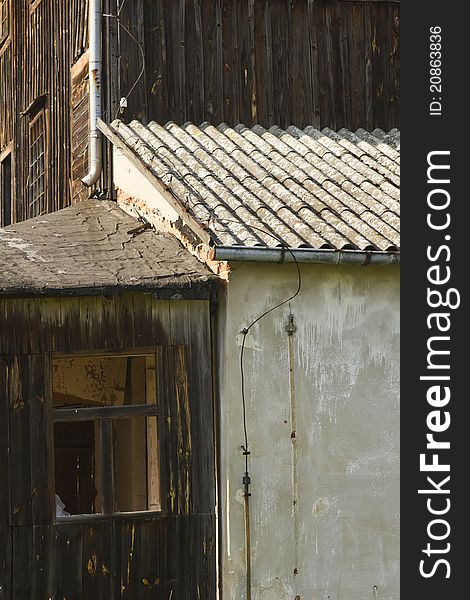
131 0 399 129
1 0 113 223
0 295 216 598
1 0 399 224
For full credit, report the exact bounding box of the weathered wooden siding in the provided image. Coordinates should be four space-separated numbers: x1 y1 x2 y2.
71 52 91 204
128 0 400 130
0 294 216 598
1 0 399 225
70 0 88 64
2 0 114 224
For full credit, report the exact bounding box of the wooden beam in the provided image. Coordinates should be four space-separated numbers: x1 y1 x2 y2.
53 403 158 423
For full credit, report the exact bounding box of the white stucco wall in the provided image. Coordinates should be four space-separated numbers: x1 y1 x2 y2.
217 262 400 600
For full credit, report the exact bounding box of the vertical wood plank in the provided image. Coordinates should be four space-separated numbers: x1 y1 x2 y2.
193 0 205 123
81 522 114 599
31 525 54 599
340 0 352 128
187 302 215 515
9 355 32 526
347 0 366 130
145 0 169 124
119 520 142 599
30 353 53 525
389 3 400 129
54 523 84 599
0 357 10 526
264 0 275 126
0 525 12 600
364 2 374 129
139 519 161 599
371 2 387 128
11 525 33 598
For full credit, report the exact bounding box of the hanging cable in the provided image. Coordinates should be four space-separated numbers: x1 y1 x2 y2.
102 3 146 120
115 21 146 119
236 228 302 600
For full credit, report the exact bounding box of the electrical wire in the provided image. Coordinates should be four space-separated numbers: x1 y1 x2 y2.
115 21 146 120
238 235 302 471
102 4 146 121
234 225 302 600
116 0 128 17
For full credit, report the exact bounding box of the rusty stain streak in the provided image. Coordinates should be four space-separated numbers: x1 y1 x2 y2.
87 554 97 576
127 524 135 583
91 68 100 89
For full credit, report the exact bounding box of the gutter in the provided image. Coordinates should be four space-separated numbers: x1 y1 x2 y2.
209 246 400 265
82 0 103 186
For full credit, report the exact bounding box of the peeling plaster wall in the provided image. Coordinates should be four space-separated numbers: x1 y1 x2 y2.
217 263 400 600
113 149 182 229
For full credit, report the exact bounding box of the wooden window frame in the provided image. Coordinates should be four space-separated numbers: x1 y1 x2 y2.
52 349 166 523
27 109 48 218
0 0 9 48
0 142 13 227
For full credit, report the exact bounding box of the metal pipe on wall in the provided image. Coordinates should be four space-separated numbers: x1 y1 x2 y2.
210 246 400 266
82 0 103 186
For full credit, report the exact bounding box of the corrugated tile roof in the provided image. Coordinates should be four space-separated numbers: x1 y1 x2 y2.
105 120 400 252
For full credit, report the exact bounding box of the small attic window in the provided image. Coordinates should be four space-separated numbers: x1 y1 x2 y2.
52 353 161 518
28 110 47 218
0 0 9 46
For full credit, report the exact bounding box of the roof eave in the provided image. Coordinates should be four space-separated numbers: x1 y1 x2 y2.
0 279 218 301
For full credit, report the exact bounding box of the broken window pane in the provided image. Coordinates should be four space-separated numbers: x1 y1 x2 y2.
52 353 160 517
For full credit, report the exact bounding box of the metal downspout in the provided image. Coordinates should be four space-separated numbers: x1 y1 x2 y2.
82 0 103 187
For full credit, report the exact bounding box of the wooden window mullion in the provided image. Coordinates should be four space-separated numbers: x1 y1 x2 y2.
100 418 114 516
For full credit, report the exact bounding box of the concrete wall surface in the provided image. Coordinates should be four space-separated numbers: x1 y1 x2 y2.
217 263 400 600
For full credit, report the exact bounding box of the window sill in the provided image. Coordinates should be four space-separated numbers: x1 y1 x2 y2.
55 510 164 525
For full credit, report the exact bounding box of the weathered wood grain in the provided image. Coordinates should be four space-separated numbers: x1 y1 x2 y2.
2 1 399 224
0 525 12 599
0 358 10 526
0 294 216 597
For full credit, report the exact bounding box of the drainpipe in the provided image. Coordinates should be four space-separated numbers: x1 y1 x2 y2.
82 0 103 187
